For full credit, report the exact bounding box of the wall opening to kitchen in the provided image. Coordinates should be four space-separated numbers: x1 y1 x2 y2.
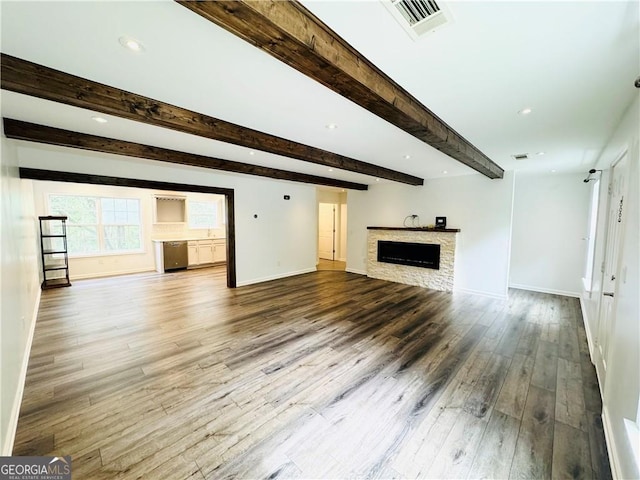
20 167 237 288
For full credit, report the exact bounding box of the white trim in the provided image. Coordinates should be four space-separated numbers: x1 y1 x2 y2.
70 268 155 281
603 405 623 480
509 283 580 298
236 267 317 287
579 295 596 361
454 287 508 300
2 288 41 456
345 267 366 276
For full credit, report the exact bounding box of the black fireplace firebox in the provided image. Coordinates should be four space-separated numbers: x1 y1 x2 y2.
377 240 440 270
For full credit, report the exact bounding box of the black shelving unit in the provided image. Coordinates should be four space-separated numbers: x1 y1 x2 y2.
39 216 71 289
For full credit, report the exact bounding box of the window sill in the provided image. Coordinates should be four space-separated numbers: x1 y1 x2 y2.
69 250 146 259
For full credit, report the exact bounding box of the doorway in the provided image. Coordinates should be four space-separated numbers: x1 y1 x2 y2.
318 203 337 261
317 189 347 271
596 150 628 384
20 167 237 288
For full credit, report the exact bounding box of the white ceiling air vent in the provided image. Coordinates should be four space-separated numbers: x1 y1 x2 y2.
512 153 530 161
382 0 453 41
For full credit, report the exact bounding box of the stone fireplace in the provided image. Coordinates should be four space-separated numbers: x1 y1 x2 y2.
367 227 460 292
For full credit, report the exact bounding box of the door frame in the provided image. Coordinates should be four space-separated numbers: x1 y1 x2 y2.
318 202 337 261
19 167 237 288
595 149 629 379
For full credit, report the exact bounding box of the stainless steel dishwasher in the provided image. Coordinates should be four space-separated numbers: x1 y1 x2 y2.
163 241 188 271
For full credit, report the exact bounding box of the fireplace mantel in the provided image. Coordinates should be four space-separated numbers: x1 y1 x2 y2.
367 226 461 233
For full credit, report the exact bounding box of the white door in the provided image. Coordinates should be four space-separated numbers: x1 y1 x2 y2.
318 203 336 260
597 151 628 380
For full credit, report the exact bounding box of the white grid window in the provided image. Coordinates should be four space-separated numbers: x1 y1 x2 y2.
49 195 142 255
188 200 221 229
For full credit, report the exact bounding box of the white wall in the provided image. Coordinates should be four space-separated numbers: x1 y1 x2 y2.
509 171 590 296
17 143 318 287
346 171 515 298
582 95 640 479
0 131 41 454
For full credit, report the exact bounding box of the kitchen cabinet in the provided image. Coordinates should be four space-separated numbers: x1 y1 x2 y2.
198 241 215 264
188 243 198 266
213 239 226 263
154 195 186 223
188 239 226 267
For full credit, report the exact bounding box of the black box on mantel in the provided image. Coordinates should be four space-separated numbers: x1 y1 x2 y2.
435 217 447 228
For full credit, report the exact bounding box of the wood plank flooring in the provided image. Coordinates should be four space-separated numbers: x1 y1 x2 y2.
13 268 611 479
316 259 346 271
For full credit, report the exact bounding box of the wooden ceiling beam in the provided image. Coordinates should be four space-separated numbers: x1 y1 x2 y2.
0 53 422 186
177 0 504 180
2 118 369 191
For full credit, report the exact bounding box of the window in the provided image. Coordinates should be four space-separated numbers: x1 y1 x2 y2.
188 200 222 229
49 195 142 255
583 179 600 291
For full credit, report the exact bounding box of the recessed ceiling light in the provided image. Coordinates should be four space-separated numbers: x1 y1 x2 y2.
325 123 338 130
119 36 144 52
403 154 411 159
551 169 557 173
375 178 380 182
518 107 532 115
442 170 448 174
248 151 255 156
536 151 545 156
92 116 107 124
328 168 334 172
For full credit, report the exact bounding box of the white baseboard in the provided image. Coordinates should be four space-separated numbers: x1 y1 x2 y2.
345 268 366 276
236 267 317 287
454 287 508 300
2 287 41 456
579 295 596 361
603 405 623 479
509 283 580 298
70 268 155 281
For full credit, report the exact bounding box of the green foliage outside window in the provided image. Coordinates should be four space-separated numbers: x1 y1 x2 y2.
49 195 142 255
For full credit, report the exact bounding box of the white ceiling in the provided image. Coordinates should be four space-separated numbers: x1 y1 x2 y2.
1 0 638 188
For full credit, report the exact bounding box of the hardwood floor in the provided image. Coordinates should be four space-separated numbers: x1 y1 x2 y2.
316 259 346 271
13 268 610 479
